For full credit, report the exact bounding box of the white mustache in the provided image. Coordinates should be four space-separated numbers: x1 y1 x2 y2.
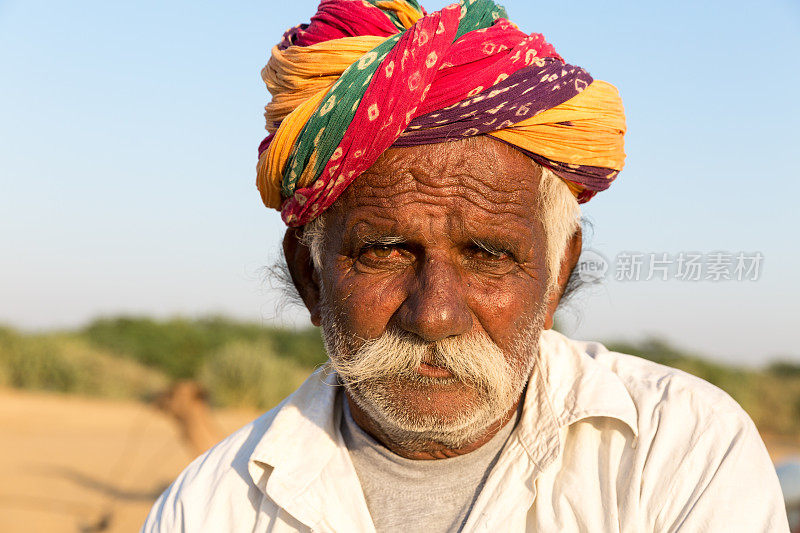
330 329 520 396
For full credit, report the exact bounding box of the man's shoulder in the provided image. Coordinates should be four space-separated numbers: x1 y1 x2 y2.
585 339 745 418
141 400 284 531
566 335 758 449
558 336 788 530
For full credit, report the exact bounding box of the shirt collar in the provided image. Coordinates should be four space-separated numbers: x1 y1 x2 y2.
537 329 638 437
247 368 344 519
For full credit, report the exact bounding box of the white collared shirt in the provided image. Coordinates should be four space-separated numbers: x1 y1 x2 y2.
142 330 789 532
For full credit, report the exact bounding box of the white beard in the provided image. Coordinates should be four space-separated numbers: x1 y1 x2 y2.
320 306 545 449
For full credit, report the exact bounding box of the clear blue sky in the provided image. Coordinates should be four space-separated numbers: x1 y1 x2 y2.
1 0 797 365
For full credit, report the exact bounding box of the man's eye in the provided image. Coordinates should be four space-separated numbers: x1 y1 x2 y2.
370 245 395 258
362 245 401 259
472 248 510 261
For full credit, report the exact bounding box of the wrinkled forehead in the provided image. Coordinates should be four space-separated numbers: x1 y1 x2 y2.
327 137 546 236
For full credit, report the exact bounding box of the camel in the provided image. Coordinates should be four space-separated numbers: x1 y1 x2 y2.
154 380 224 457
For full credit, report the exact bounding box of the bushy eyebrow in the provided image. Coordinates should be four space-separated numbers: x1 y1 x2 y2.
355 232 407 247
364 235 407 246
470 237 516 255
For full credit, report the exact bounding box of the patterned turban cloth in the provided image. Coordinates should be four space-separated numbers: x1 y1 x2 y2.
256 0 626 226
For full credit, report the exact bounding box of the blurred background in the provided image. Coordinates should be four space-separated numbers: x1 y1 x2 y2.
1 0 798 530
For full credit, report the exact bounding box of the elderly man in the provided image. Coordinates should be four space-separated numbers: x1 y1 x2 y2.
144 1 789 531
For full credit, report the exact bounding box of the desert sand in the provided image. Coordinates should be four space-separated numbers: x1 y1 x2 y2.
0 387 259 532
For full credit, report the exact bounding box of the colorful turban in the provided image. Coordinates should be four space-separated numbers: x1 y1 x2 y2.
257 0 626 226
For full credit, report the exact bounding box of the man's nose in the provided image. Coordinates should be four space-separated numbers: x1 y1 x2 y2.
397 254 473 342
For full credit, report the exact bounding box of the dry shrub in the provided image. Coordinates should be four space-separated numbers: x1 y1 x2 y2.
199 341 316 410
0 329 169 400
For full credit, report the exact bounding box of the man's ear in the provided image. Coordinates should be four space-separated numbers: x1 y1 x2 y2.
544 227 582 330
282 228 322 326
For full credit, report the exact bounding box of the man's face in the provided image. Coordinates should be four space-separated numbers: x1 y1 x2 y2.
313 137 555 447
